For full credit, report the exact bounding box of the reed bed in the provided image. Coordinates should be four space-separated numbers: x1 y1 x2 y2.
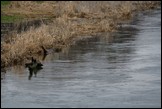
1 1 161 68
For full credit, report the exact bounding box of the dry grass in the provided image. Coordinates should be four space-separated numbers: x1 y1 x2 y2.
1 1 161 68
2 1 57 18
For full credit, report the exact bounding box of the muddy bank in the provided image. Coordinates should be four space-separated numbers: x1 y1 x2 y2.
1 1 161 69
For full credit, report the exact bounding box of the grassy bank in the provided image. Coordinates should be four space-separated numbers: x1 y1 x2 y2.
1 1 161 68
1 1 11 6
1 1 25 23
1 15 24 23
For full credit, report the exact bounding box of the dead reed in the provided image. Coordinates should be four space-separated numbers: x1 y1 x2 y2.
1 1 161 68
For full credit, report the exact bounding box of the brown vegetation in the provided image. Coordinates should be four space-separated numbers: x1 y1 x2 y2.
1 1 161 68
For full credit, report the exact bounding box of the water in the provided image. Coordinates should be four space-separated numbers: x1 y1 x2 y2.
1 9 161 108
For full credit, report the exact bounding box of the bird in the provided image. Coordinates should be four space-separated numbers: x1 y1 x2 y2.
40 46 48 60
40 46 48 55
25 57 43 80
25 57 42 68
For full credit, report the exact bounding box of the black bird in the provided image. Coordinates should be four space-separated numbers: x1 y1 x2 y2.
40 46 48 55
25 57 43 80
40 46 48 61
25 57 42 68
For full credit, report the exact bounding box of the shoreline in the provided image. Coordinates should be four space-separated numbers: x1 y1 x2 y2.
1 1 161 69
